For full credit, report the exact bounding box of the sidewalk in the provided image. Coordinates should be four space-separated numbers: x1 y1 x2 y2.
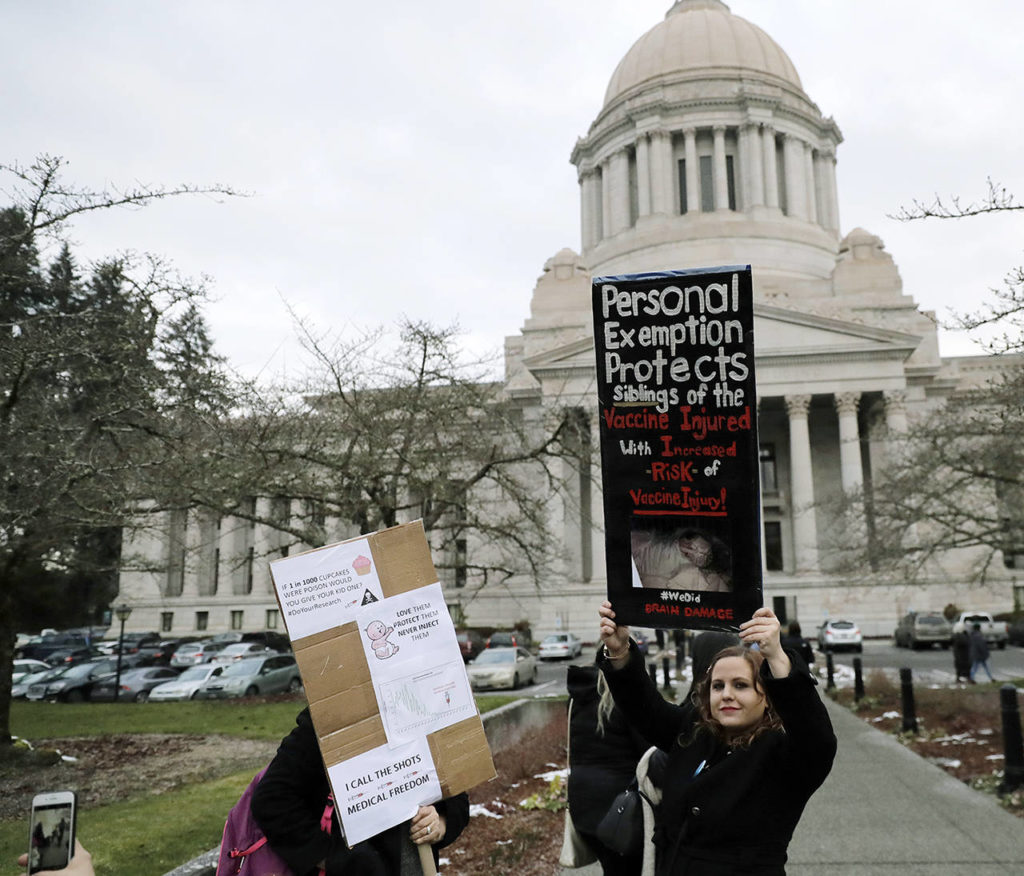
563 693 1024 875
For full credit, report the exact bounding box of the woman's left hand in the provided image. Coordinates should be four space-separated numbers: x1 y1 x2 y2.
739 607 791 677
410 805 445 845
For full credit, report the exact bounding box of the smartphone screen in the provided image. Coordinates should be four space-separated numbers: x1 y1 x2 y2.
28 793 76 874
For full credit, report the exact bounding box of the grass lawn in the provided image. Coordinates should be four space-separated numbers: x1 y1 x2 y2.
1 694 521 876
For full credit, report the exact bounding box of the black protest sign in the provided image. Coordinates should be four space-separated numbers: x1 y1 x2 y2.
592 267 762 631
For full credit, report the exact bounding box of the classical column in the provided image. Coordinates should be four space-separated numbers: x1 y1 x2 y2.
804 143 818 224
649 129 672 215
579 168 601 250
740 122 764 208
822 149 840 234
785 394 819 571
761 125 779 209
834 393 863 493
713 126 729 211
683 127 699 213
883 390 908 434
608 148 632 234
601 158 613 239
782 134 808 220
635 134 652 218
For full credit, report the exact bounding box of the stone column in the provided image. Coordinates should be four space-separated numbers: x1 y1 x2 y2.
649 129 672 215
883 390 908 435
601 159 613 239
713 126 729 211
782 134 808 220
822 149 840 234
761 125 779 209
785 394 818 571
580 168 601 250
635 134 652 218
834 393 863 493
608 148 632 234
804 143 818 224
740 122 764 208
683 127 699 213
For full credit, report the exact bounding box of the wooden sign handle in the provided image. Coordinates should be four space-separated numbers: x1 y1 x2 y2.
418 843 438 876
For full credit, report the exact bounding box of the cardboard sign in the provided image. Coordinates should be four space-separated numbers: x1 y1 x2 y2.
270 522 495 845
591 267 763 631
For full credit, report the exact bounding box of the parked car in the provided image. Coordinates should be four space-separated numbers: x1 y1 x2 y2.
12 667 64 698
12 659 50 683
97 631 161 656
950 612 1009 650
486 630 532 650
894 612 952 650
91 667 181 702
538 633 583 661
44 646 98 667
466 647 537 690
816 620 863 653
25 658 120 703
241 631 292 652
170 640 228 667
212 643 277 664
17 634 90 662
632 629 651 656
149 664 227 701
456 630 485 662
196 655 302 699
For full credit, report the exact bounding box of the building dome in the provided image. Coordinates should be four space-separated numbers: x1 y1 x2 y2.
604 0 802 109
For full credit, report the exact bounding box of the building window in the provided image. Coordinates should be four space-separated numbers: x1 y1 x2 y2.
776 137 787 214
231 610 244 631
725 155 737 210
764 521 783 571
160 612 174 633
266 609 279 630
244 547 254 595
699 155 714 212
678 159 688 214
195 611 209 631
759 444 778 493
454 538 467 589
1014 584 1024 613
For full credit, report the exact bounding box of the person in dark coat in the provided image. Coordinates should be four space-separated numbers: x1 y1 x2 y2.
566 651 651 874
968 623 995 683
951 629 971 683
598 602 836 876
252 707 470 876
780 622 814 667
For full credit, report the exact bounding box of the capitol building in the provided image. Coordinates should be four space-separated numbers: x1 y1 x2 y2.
118 0 1018 640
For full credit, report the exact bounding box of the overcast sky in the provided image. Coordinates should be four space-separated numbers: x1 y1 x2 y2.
4 0 1023 377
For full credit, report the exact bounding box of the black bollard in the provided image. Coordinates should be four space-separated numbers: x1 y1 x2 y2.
648 661 657 683
853 657 864 702
662 655 672 691
999 684 1024 794
826 652 835 691
899 667 917 733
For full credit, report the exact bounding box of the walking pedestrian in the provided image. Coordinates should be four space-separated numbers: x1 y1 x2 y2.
968 623 995 683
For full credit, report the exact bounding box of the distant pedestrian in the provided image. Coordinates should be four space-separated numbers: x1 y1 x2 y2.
780 622 814 667
968 624 994 683
951 629 970 683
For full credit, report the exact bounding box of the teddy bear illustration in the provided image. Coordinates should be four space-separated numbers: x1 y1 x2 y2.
365 619 399 659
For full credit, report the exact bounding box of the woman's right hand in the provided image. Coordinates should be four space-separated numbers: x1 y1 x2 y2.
599 600 630 660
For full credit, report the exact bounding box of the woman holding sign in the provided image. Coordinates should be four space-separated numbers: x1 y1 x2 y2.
253 707 469 876
597 602 835 875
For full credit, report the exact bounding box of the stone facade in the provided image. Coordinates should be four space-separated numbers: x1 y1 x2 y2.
116 0 1020 640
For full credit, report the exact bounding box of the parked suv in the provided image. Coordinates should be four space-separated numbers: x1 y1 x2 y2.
894 612 952 650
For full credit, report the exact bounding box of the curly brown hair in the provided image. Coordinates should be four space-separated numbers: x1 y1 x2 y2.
687 645 783 749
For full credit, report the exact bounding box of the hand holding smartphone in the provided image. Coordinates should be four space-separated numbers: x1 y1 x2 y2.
28 791 76 874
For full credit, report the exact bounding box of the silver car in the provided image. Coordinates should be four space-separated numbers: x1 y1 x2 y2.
538 633 583 661
466 647 537 690
149 664 226 701
196 655 302 699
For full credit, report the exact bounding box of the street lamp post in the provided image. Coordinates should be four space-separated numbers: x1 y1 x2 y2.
113 603 133 702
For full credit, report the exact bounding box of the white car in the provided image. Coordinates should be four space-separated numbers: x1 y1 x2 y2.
149 664 227 701
212 643 276 663
466 647 537 690
12 659 50 683
537 633 583 661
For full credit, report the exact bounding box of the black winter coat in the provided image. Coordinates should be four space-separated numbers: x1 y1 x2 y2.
601 644 836 876
252 708 470 876
566 664 650 834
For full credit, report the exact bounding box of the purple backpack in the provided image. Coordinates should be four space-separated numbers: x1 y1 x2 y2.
217 767 333 876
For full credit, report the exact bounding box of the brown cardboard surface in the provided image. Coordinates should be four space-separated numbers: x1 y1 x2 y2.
272 521 496 828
